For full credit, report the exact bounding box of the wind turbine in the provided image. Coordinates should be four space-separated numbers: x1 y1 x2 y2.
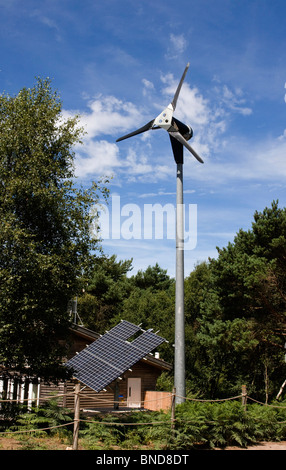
116 63 204 404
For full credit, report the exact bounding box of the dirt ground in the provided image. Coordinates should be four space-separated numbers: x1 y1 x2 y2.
218 441 286 450
1 436 286 450
0 436 77 450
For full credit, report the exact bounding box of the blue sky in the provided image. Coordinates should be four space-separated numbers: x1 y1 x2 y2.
1 0 286 277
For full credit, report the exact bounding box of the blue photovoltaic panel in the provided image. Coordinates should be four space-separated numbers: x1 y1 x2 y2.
65 321 166 392
107 320 142 340
132 330 165 353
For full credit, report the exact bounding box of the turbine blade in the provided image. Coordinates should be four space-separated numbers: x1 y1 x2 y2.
169 135 183 164
116 120 155 142
171 63 190 111
169 130 204 164
172 117 192 140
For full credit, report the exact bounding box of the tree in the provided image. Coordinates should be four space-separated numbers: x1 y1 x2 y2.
193 201 286 399
111 265 176 364
0 78 108 381
77 261 175 342
77 255 133 332
131 263 174 292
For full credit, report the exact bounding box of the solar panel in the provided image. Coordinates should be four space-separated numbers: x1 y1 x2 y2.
106 320 142 340
132 330 165 353
65 321 167 392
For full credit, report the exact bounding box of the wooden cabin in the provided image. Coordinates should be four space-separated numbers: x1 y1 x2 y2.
61 323 173 412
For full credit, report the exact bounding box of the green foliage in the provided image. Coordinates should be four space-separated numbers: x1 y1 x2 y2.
131 263 174 292
78 401 286 450
173 401 252 448
185 201 286 400
80 414 126 450
80 411 171 450
78 255 133 332
6 398 286 450
155 372 174 392
0 78 109 380
14 397 73 437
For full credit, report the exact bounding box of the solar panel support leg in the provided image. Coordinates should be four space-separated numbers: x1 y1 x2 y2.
114 380 119 410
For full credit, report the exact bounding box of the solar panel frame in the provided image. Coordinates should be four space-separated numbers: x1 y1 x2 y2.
65 321 167 392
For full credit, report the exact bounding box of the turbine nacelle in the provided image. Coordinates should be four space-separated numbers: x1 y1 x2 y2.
116 63 204 165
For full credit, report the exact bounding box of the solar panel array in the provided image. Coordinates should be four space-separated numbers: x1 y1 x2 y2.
65 320 166 392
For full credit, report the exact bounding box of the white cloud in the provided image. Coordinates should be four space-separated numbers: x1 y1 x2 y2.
165 33 187 59
177 85 211 127
125 148 153 176
246 137 286 180
64 94 149 178
171 33 187 53
278 129 286 141
138 189 195 199
186 132 286 185
220 85 252 116
121 147 173 183
30 9 62 41
142 78 155 97
75 140 121 177
64 95 142 140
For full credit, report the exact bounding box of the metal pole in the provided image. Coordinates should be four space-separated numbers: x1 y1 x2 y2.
171 387 176 430
174 163 186 404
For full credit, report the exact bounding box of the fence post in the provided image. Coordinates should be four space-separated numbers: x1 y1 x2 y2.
171 387 176 430
72 381 81 450
241 384 247 411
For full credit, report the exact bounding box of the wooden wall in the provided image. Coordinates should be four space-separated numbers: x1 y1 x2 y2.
144 391 172 412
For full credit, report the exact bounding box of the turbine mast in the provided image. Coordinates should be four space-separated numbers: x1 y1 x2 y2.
174 162 186 404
